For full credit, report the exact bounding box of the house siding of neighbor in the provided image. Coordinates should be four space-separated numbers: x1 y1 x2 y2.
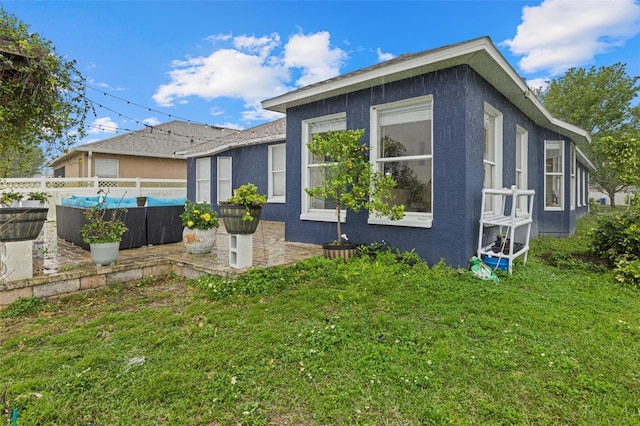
180 119 287 223
50 121 231 180
262 36 593 267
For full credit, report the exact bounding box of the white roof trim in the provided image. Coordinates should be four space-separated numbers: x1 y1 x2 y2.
262 36 591 146
176 133 286 158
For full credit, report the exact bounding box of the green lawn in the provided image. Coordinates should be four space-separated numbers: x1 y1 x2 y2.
1 214 640 425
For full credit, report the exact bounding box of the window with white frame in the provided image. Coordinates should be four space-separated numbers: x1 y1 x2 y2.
301 113 346 222
570 144 576 210
196 157 211 203
268 144 286 203
483 103 503 214
368 95 433 228
95 158 118 178
545 140 564 210
582 169 587 206
515 126 528 213
216 157 232 204
577 164 582 207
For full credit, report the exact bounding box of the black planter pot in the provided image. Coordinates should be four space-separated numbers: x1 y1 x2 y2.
0 207 48 242
219 204 262 234
322 242 358 260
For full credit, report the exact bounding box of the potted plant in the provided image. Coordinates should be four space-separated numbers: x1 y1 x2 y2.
218 183 267 234
0 190 48 242
180 200 219 254
23 191 50 207
80 202 128 266
305 129 405 259
0 190 23 207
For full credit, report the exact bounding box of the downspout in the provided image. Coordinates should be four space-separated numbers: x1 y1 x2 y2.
88 151 93 177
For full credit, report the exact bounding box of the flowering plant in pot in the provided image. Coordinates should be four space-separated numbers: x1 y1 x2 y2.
219 183 267 234
0 190 23 207
305 129 404 259
180 200 219 254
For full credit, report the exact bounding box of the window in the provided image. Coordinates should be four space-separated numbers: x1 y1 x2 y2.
95 158 118 178
216 157 231 204
54 167 65 178
301 113 346 222
570 144 576 210
545 140 564 210
369 95 433 228
582 169 587 206
577 165 582 207
483 103 503 214
515 126 528 213
268 144 286 203
195 157 211 203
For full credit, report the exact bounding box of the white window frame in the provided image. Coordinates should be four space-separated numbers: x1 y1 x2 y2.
95 158 118 178
195 157 211 203
483 102 503 215
545 140 564 211
582 169 587 206
301 113 347 222
515 126 528 214
570 144 576 210
216 157 232 204
368 95 434 228
268 143 286 203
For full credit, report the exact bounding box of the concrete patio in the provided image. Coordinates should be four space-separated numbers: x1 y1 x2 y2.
1 221 322 305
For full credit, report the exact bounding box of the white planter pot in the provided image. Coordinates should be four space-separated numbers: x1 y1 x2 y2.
21 200 45 208
182 227 217 254
90 241 120 266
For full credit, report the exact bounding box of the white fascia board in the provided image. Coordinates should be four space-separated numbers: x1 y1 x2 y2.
576 146 596 171
262 37 494 113
75 147 183 159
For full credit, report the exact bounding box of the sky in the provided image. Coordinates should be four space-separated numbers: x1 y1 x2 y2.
2 0 640 146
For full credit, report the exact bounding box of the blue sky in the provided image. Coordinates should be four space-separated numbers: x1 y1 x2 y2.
2 0 640 145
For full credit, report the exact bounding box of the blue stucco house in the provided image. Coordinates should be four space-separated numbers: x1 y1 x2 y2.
185 36 594 267
177 118 287 223
262 36 594 267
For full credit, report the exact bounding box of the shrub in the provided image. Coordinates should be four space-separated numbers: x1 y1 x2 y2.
590 207 640 265
0 297 44 318
613 256 640 288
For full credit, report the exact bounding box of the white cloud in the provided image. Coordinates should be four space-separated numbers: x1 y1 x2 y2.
283 31 348 87
88 117 118 134
525 77 550 93
376 48 395 62
142 117 161 126
503 0 640 74
153 31 347 121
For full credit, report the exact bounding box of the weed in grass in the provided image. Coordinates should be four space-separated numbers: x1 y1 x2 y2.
0 297 45 318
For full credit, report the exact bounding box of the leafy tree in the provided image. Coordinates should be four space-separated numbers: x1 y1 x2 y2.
0 10 89 178
305 129 404 243
539 63 640 206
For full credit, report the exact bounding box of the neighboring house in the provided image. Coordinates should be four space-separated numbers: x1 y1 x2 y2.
255 36 595 267
49 121 231 179
177 118 287 222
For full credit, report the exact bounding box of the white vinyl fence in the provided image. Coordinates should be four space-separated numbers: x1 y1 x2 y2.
0 176 187 221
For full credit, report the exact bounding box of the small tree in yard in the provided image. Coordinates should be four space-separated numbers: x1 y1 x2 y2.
305 129 405 244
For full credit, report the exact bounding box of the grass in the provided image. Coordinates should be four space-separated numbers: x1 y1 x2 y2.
1 214 640 425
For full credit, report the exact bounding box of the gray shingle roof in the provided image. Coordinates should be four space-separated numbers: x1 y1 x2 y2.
177 117 286 157
50 121 233 166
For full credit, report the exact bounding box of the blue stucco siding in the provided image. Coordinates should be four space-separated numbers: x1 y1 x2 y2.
284 64 585 267
185 142 286 222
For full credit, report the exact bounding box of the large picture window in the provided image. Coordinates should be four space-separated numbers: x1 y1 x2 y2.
196 157 211 203
369 95 433 228
545 140 564 210
268 144 286 203
301 113 346 222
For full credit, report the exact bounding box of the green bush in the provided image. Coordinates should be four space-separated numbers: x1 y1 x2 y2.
590 207 640 265
614 256 640 288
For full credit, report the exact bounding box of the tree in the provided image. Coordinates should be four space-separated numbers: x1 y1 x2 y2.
305 129 404 244
539 63 640 207
0 10 89 178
